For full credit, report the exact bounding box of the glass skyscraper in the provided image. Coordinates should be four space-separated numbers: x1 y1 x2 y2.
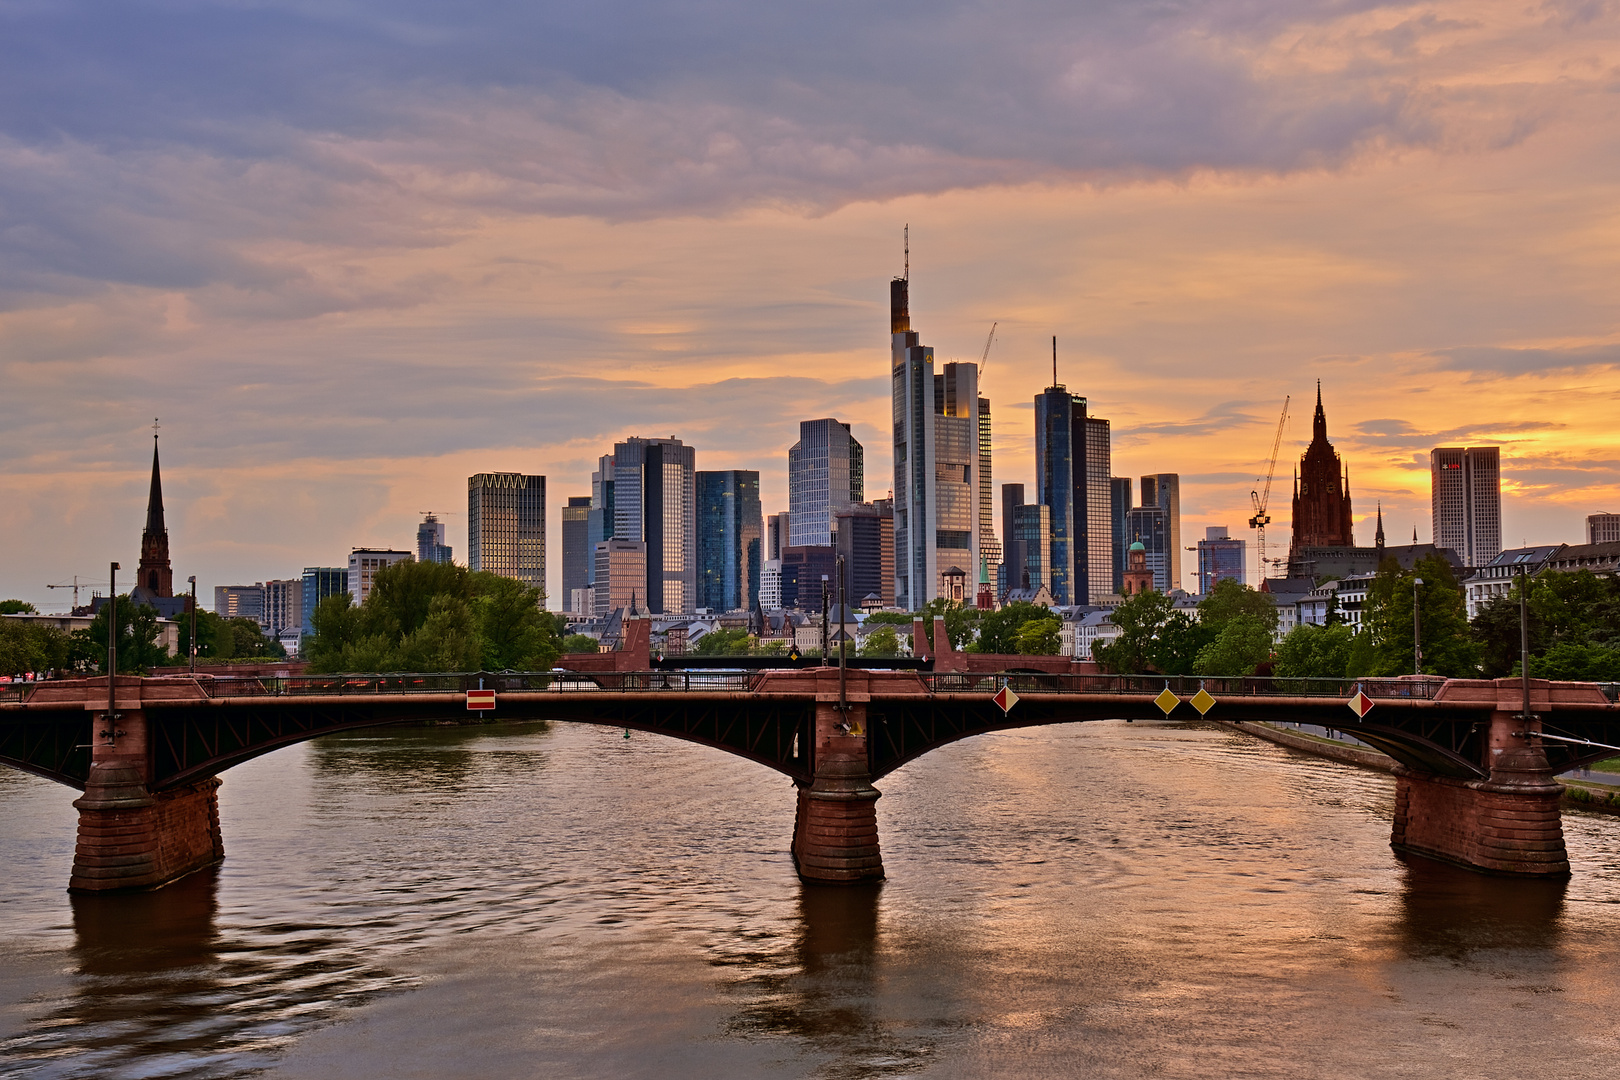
1139 474 1181 591
416 513 453 564
468 473 547 598
561 495 591 612
594 437 696 615
697 470 763 613
788 419 863 548
300 567 347 640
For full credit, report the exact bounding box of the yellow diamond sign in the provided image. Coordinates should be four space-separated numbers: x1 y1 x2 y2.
1154 687 1179 715
1190 688 1216 716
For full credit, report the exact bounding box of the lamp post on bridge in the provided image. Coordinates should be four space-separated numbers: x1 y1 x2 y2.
106 562 120 720
188 575 198 674
1412 576 1424 675
1517 562 1534 722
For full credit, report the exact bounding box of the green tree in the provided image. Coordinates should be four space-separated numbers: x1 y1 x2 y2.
1093 591 1175 673
70 597 170 673
1192 614 1274 676
1013 613 1062 656
397 595 484 671
0 600 38 614
470 572 559 670
1533 640 1620 682
972 601 1059 654
1273 622 1356 679
0 620 70 676
859 625 902 658
693 627 752 655
1366 554 1480 677
560 633 601 654
1196 578 1278 638
917 598 979 650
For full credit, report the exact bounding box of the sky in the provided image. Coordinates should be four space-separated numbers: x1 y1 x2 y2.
4 0 1620 612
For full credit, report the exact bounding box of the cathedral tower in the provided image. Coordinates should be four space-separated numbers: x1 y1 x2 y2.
136 429 174 599
1289 382 1354 564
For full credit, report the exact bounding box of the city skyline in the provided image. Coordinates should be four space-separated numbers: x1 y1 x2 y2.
5 5 1620 609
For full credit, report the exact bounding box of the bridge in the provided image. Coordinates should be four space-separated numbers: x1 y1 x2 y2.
6 640 1620 893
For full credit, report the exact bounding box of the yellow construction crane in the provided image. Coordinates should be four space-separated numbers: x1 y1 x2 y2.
977 321 997 377
1249 396 1290 581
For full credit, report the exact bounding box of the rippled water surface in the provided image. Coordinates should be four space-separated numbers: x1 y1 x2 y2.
4 718 1620 1078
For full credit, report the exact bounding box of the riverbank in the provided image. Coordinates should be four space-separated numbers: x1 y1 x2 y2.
1220 719 1620 814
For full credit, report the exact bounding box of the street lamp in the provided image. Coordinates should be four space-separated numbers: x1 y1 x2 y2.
107 562 120 720
1412 577 1424 675
188 575 198 674
1516 562 1533 722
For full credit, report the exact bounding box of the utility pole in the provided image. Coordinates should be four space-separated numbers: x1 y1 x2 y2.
107 562 120 719
820 575 830 660
837 556 847 714
189 575 198 674
1412 577 1424 675
1518 563 1533 721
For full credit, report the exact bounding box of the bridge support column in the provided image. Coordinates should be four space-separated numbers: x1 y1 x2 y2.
69 706 225 893
792 692 883 884
1391 709 1568 877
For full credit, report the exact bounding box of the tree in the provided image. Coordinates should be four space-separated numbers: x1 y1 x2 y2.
1192 614 1274 676
1366 554 1480 677
1534 641 1620 682
1013 613 1062 656
0 620 70 676
859 625 902 658
972 601 1059 654
1273 622 1356 679
70 597 170 673
0 600 38 614
1093 591 1175 673
1196 578 1278 638
470 572 559 670
560 633 601 654
917 598 979 650
692 627 751 655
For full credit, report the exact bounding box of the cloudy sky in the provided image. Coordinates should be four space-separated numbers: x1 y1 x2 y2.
4 0 1620 610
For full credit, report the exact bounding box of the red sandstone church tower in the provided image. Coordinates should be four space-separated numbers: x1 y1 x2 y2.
135 430 174 600
1289 383 1354 566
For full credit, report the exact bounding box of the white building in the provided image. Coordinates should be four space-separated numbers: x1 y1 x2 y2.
1463 545 1563 618
1431 446 1502 570
348 548 412 605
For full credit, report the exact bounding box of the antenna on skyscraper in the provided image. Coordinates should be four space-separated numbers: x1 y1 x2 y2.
904 224 909 282
1052 336 1058 387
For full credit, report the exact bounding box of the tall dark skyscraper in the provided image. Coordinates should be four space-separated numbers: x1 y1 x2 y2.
597 437 696 615
468 473 547 596
788 419 863 548
697 470 763 613
1125 505 1169 592
561 495 592 612
1035 385 1076 604
1110 477 1133 595
1139 474 1181 591
835 499 894 608
1290 383 1355 566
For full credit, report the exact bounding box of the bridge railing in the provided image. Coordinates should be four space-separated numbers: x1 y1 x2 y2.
921 673 1446 700
179 670 759 698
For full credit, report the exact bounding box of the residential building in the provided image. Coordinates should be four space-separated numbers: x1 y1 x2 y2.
264 578 301 638
561 496 592 611
1588 514 1620 544
416 513 453 565
1110 477 1133 594
1542 542 1620 578
1463 545 1562 619
835 499 895 608
348 548 412 605
468 472 546 597
696 469 763 613
1140 474 1181 591
214 584 265 623
1431 446 1502 569
593 539 648 618
1290 382 1355 570
596 437 696 615
788 419 863 547
300 567 347 639
889 270 980 609
1197 526 1246 594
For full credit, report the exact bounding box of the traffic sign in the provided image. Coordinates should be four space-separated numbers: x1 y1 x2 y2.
1154 687 1179 716
466 688 496 712
994 684 1019 715
1190 688 1216 716
1347 690 1374 719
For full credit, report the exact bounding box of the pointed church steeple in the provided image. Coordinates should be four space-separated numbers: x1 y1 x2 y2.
136 423 174 598
1313 379 1327 443
1375 502 1385 555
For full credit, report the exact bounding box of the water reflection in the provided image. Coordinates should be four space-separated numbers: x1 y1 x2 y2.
305 720 553 791
1393 852 1568 958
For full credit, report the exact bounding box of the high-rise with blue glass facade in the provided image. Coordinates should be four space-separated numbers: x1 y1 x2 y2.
697 470 762 613
788 419 863 548
300 567 347 640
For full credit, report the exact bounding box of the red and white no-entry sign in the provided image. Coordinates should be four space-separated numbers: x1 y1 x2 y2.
466 688 496 712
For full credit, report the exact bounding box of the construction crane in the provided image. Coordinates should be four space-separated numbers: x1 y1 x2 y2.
977 321 998 377
1248 396 1290 582
47 575 97 609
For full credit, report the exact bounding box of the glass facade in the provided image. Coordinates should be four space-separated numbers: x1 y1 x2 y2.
788 419 863 548
1431 447 1502 569
602 438 696 615
1035 386 1075 604
467 473 547 598
300 567 347 640
416 514 453 565
1197 527 1247 593
1140 474 1181 591
697 470 763 613
561 495 591 608
1111 477 1133 595
1125 507 1169 593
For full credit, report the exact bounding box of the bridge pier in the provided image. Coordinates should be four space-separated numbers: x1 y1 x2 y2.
69 704 224 893
1391 707 1569 877
791 682 884 885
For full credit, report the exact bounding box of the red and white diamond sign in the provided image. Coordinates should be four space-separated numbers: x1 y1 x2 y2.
466 688 497 712
993 685 1019 715
1347 690 1374 719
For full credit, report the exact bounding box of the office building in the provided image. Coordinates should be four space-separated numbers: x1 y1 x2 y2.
998 485 1053 596
1110 477 1133 594
300 567 347 639
890 269 981 609
1589 514 1620 545
468 473 546 596
1125 507 1169 592
788 419 863 547
416 513 453 565
1431 446 1502 569
214 583 265 623
780 545 838 613
697 470 763 613
264 578 301 637
1080 416 1113 602
767 511 791 561
593 437 696 615
561 496 592 612
593 539 647 618
978 397 1000 598
1139 474 1181 591
1033 367 1114 605
1290 383 1355 568
348 548 412 605
835 499 895 608
1000 484 1027 600
1197 527 1246 594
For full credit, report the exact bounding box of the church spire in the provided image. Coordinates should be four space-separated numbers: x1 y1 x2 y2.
137 421 174 598
1375 502 1385 553
1313 379 1327 443
145 427 166 538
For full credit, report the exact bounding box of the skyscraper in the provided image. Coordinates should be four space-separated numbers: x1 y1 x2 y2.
1034 384 1076 604
1431 446 1502 569
1110 477 1133 595
264 578 301 638
1080 415 1113 602
697 470 763 612
788 419 863 548
468 473 546 596
561 496 592 612
1290 382 1355 568
1000 483 1026 600
890 266 981 609
300 567 347 640
593 539 647 618
416 513 453 565
598 437 697 615
1125 506 1169 592
977 396 1000 598
1139 474 1181 591
835 499 894 608
1197 527 1246 593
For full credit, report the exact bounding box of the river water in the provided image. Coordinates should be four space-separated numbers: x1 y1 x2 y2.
2 718 1620 1079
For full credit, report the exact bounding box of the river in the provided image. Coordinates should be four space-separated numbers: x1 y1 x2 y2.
2 717 1619 1078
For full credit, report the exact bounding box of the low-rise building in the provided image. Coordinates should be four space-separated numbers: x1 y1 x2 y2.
1464 545 1564 618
